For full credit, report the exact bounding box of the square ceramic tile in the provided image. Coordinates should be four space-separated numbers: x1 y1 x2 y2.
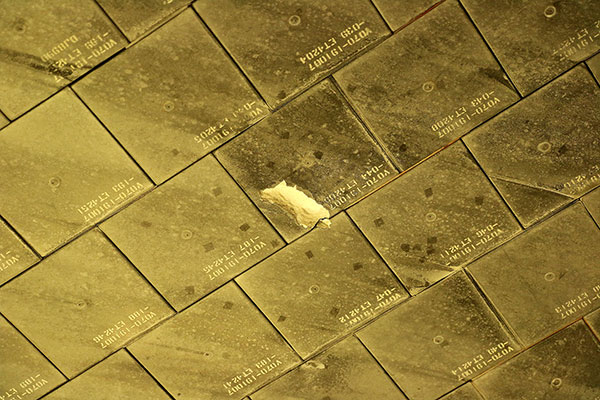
237 213 407 358
583 187 600 225
0 220 38 285
335 0 519 170
469 203 600 345
0 315 65 400
372 0 441 30
44 351 170 400
128 283 300 400
74 9 267 183
474 322 600 400
194 0 389 107
0 229 173 377
348 142 521 294
440 383 484 400
0 89 153 256
101 155 284 311
96 0 190 41
251 336 406 400
463 66 600 227
216 79 397 242
357 271 520 400
0 0 126 119
462 0 600 95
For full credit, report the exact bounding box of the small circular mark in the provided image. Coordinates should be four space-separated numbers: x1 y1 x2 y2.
544 272 556 282
425 212 437 222
181 229 193 240
309 285 320 294
75 300 87 309
163 100 175 112
537 141 552 153
551 377 562 388
49 177 62 188
288 15 301 26
433 335 444 345
422 81 435 92
544 5 557 18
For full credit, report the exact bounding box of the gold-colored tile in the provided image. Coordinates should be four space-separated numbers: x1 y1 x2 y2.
44 350 170 400
0 0 126 119
357 271 520 400
348 142 521 294
585 308 600 340
216 79 397 242
237 213 407 358
335 0 519 170
74 9 268 183
194 0 389 107
439 383 484 400
0 229 174 377
0 315 65 399
469 203 600 345
128 283 300 400
462 0 600 95
464 66 600 227
0 89 153 256
0 219 39 286
589 53 600 81
101 155 284 311
372 0 440 30
474 321 600 399
583 187 600 225
251 336 406 400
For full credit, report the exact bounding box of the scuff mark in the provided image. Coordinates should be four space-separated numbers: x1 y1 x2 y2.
260 181 330 229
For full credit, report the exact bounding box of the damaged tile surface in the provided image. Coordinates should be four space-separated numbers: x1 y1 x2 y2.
463 66 600 227
237 213 407 358
194 0 390 107
335 0 519 170
0 219 39 285
128 283 300 400
474 321 600 399
216 79 397 242
357 271 519 400
462 0 600 95
74 9 268 183
0 89 153 256
468 203 600 345
0 0 127 119
348 142 521 294
251 336 406 400
101 155 284 311
0 230 173 378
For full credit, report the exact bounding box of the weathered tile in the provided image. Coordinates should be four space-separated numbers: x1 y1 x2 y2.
237 213 407 358
194 0 389 107
0 113 8 129
463 66 600 227
216 79 397 242
583 187 600 225
0 0 126 119
251 336 406 400
74 9 267 183
96 0 190 41
102 155 283 311
335 0 519 170
357 271 519 400
589 53 600 81
469 203 600 345
0 315 65 400
440 383 484 400
474 321 600 400
0 230 173 377
0 219 38 285
44 350 170 400
128 283 299 400
462 0 600 95
348 142 521 294
586 308 600 339
372 0 441 31
0 89 152 256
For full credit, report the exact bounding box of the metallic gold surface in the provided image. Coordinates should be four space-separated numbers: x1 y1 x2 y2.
0 219 38 285
372 0 440 31
439 383 483 400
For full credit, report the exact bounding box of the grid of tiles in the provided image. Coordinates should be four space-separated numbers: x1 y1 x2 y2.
1 1 599 399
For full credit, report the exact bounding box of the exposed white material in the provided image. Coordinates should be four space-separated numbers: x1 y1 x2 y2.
260 181 330 229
